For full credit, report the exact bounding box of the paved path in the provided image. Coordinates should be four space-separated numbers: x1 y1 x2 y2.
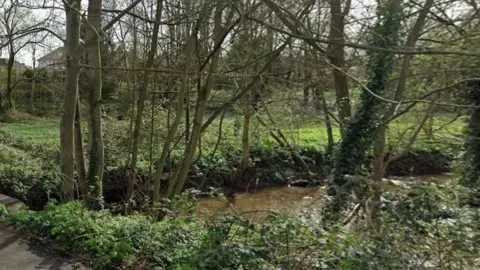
0 193 88 269
0 193 26 212
0 226 88 270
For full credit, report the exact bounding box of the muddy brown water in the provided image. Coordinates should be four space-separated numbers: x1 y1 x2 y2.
197 186 324 221
196 174 453 220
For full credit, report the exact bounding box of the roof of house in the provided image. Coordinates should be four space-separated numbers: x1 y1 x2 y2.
38 47 65 62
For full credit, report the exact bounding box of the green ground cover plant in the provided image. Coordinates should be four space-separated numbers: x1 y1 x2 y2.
3 181 478 269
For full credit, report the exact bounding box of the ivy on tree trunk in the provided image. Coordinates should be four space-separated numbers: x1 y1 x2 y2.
327 0 404 216
461 73 480 202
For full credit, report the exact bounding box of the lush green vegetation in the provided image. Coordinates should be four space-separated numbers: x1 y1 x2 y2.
0 0 479 269
0 113 474 269
0 114 461 208
3 182 479 269
0 112 464 150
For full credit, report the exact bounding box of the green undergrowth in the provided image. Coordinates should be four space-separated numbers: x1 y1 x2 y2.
0 113 464 158
3 182 479 269
0 130 61 210
0 113 461 209
0 204 7 218
0 115 459 210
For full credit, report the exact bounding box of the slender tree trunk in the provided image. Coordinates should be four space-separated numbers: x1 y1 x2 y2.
318 84 335 153
6 47 15 110
85 0 105 208
238 89 251 175
124 9 138 171
372 0 434 184
30 48 36 110
127 0 164 199
461 77 480 193
74 98 87 198
328 0 351 125
60 0 82 201
185 91 190 144
184 1 192 146
152 34 194 202
311 46 335 152
235 4 253 182
167 0 224 197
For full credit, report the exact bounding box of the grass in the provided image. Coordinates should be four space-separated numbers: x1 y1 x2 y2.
0 118 59 144
0 109 37 123
0 112 465 156
203 112 465 154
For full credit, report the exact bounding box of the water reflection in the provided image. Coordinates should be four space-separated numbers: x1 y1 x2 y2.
196 174 453 220
197 186 324 220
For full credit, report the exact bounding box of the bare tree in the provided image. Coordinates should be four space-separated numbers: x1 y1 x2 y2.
84 0 105 207
60 0 81 201
372 0 434 183
328 0 351 125
166 0 226 197
0 0 50 110
127 0 163 200
151 10 194 202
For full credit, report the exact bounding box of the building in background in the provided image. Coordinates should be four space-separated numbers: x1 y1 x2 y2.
37 47 64 69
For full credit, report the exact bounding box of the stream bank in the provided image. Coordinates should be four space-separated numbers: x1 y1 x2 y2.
0 145 454 211
102 148 453 205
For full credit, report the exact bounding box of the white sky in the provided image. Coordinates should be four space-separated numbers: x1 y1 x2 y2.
8 0 377 67
10 0 470 67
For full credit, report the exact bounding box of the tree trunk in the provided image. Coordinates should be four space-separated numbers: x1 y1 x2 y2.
127 0 164 199
30 49 36 110
84 0 105 208
311 47 334 152
152 34 194 202
317 84 335 153
60 0 82 201
370 0 433 228
238 88 251 177
184 0 192 147
74 98 87 198
372 0 434 183
235 3 253 182
328 0 351 125
329 0 403 219
461 76 480 193
167 0 224 197
6 48 15 110
124 9 138 171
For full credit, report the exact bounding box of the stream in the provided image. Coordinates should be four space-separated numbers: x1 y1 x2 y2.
196 174 453 220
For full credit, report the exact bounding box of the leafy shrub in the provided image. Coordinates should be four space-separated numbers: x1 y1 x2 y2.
378 183 480 269
7 202 204 269
0 130 59 169
5 203 317 269
0 166 61 210
5 182 480 270
102 76 118 101
381 183 458 231
0 204 7 218
0 131 61 209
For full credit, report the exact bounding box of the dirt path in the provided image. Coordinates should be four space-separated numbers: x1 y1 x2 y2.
0 225 87 270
